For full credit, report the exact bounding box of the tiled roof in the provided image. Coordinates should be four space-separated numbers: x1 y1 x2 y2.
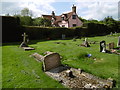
63 12 74 20
42 11 74 25
42 15 52 20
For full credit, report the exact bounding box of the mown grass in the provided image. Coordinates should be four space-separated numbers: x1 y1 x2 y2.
2 35 119 88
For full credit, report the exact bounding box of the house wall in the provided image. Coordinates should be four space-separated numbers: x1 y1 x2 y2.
68 12 83 27
58 21 69 28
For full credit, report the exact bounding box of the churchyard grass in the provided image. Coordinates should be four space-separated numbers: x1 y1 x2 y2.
2 35 119 88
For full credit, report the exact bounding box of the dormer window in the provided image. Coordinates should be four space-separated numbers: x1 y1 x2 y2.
61 17 64 20
72 15 76 19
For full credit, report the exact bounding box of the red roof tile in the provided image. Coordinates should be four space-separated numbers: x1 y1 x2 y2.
42 11 74 26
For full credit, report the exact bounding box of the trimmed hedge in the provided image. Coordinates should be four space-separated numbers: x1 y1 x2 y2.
25 26 75 40
2 16 120 42
2 16 24 42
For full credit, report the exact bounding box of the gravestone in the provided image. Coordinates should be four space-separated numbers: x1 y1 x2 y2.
108 42 114 49
81 38 90 47
19 32 35 50
43 51 61 71
19 32 28 47
117 36 120 47
110 32 113 36
62 34 65 40
100 41 106 53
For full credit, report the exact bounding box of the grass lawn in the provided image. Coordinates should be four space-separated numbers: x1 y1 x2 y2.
2 35 119 88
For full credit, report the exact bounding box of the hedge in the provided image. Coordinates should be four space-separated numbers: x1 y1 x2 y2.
2 16 24 42
2 16 120 42
25 26 75 40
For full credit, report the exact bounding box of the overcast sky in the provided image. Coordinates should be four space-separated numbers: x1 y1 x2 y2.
0 0 120 20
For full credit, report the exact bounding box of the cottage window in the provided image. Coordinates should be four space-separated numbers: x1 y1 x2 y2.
73 24 76 27
72 15 76 19
61 17 64 20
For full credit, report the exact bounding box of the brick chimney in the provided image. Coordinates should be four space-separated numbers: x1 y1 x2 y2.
52 11 55 18
72 5 76 13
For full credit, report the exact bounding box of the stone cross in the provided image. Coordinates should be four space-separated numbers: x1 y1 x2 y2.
117 36 120 47
22 32 28 43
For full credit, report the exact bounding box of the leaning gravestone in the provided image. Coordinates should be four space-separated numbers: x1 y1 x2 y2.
43 51 61 71
19 32 35 50
108 42 114 50
117 36 120 47
100 41 106 53
31 51 61 71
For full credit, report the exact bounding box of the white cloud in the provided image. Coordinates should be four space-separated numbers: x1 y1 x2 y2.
1 0 55 17
75 0 119 20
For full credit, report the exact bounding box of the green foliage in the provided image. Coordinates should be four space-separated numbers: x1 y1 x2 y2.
33 17 51 27
19 16 33 26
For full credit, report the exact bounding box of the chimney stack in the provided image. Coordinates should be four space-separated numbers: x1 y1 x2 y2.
52 11 55 18
72 4 76 13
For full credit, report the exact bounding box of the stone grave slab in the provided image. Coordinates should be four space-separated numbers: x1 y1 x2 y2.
45 67 114 88
22 47 35 51
30 53 44 62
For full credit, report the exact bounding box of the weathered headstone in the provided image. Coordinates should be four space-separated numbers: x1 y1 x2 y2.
100 41 106 53
19 32 35 50
80 38 90 47
62 34 65 40
117 36 120 47
19 32 28 47
110 32 113 36
108 42 114 50
31 51 61 71
43 51 61 71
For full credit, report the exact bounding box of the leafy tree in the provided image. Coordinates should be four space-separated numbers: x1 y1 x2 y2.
21 8 32 17
33 17 51 27
79 17 87 22
19 16 33 26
